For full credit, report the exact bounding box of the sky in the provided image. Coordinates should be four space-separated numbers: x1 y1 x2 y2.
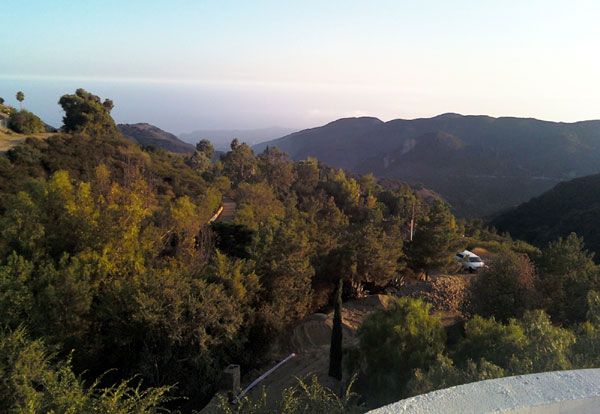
2 0 600 133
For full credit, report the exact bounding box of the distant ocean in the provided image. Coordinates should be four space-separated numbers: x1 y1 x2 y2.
0 76 317 134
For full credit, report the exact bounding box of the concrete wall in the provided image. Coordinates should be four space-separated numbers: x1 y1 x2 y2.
369 369 600 414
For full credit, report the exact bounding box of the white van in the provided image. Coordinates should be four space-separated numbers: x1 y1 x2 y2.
455 250 485 272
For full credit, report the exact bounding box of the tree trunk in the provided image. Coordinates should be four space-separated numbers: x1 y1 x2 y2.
328 277 343 380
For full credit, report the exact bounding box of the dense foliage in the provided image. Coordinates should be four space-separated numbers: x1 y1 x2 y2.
5 89 599 412
348 236 600 408
0 90 464 412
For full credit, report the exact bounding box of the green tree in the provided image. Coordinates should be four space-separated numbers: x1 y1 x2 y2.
468 250 539 321
512 310 575 373
0 97 5 105
352 297 445 404
454 315 526 368
221 139 257 185
329 277 343 380
258 146 296 198
251 217 314 333
406 200 459 276
58 88 118 135
536 233 600 324
571 291 600 367
16 91 24 109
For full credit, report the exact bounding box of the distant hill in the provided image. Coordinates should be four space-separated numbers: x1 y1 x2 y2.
492 173 600 257
254 114 600 217
180 126 296 151
118 123 194 153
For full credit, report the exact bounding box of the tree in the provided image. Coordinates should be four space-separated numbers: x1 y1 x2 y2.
196 139 214 158
0 97 4 105
329 277 343 380
468 250 539 321
58 88 117 135
258 146 296 198
16 91 24 109
352 297 445 404
536 233 600 324
406 200 459 276
221 140 257 185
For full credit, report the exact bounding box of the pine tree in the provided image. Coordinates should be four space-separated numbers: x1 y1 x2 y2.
406 200 459 276
329 277 343 380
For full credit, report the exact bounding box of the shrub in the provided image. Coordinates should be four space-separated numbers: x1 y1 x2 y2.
468 250 540 321
536 233 600 324
7 109 45 134
351 297 445 404
0 328 173 413
213 375 360 414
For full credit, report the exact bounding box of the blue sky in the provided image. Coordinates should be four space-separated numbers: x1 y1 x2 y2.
2 1 600 132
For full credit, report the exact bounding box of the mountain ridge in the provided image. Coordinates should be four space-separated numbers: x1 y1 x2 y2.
253 113 600 216
492 172 600 258
118 123 194 153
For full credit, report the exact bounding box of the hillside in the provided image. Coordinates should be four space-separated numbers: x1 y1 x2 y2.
0 126 55 152
255 114 600 217
492 173 600 257
118 122 194 153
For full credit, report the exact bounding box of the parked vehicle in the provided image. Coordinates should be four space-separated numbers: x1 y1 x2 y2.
455 250 485 272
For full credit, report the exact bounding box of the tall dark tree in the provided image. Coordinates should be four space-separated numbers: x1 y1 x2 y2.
196 139 214 159
536 233 600 324
16 91 24 109
58 88 117 136
0 97 5 105
221 140 257 185
329 276 343 380
406 200 459 276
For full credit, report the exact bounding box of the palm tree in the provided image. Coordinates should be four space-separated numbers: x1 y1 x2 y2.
16 91 24 110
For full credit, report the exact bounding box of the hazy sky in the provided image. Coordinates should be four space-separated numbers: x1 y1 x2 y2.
2 0 600 132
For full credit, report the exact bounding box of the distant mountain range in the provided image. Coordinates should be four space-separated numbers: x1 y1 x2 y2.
492 173 600 258
118 123 194 153
179 126 296 151
255 114 600 217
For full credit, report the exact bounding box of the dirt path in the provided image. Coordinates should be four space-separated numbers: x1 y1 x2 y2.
215 198 236 222
0 128 55 152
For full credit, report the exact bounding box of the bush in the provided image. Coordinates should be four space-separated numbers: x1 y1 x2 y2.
0 328 173 413
406 354 505 397
212 375 360 414
7 109 45 134
536 233 600 324
468 250 540 321
351 297 445 404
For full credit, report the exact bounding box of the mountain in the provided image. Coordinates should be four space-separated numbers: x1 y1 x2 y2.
254 114 600 217
492 173 600 257
118 123 194 153
179 126 296 151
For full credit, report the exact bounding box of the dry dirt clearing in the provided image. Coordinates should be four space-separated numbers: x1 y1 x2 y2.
202 274 473 411
0 127 54 152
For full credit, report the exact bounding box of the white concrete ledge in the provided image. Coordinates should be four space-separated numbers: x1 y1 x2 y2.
369 369 600 414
